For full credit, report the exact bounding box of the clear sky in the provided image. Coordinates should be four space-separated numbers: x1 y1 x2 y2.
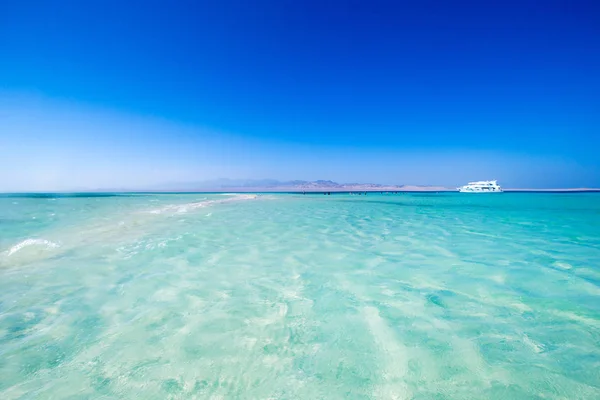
1 0 599 190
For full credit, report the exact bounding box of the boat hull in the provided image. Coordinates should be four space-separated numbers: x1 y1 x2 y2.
458 189 503 193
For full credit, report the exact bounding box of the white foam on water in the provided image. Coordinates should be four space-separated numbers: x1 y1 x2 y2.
1 196 260 267
147 195 257 215
5 238 60 257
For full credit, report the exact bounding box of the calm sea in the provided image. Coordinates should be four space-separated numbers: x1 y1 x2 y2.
1 193 599 399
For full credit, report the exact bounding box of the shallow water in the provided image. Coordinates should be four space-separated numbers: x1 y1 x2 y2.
1 192 599 399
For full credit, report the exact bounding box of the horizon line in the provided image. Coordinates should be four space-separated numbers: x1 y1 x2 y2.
2 188 600 195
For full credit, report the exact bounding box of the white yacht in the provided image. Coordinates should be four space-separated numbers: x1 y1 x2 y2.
458 180 503 193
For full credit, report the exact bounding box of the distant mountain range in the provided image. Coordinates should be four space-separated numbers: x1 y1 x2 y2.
149 179 451 192
13 180 600 193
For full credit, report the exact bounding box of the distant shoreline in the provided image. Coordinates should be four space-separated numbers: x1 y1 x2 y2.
2 188 600 195
145 187 600 193
5 179 599 194
503 188 600 192
196 188 600 193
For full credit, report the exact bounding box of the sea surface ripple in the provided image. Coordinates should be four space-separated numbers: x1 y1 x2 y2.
0 193 599 399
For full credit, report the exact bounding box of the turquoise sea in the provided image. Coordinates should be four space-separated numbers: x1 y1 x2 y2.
1 192 599 399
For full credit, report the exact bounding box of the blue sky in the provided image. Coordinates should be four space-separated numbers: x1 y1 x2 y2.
1 0 599 190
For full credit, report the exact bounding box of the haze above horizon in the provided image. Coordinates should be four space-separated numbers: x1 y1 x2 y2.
1 0 599 191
